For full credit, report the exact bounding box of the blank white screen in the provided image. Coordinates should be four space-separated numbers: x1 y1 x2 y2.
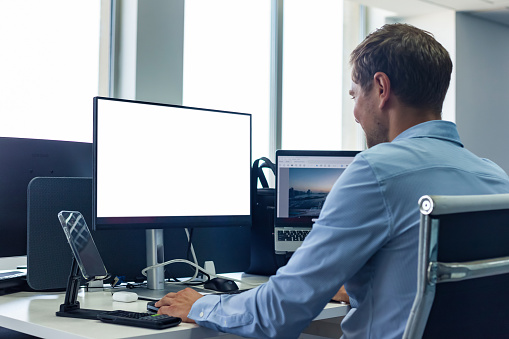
0 0 100 142
96 99 251 218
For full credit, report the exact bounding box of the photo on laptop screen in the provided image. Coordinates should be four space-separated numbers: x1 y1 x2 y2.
274 150 360 253
287 167 345 218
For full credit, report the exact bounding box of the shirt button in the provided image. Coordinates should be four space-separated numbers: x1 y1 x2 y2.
200 312 204 317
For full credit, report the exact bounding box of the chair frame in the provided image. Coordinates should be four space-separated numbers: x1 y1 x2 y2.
403 194 509 339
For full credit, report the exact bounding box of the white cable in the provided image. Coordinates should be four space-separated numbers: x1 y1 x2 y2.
141 258 258 287
140 228 199 284
141 228 257 287
142 259 211 278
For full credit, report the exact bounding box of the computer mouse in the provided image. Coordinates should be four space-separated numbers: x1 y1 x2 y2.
204 277 239 292
112 291 138 302
147 300 159 313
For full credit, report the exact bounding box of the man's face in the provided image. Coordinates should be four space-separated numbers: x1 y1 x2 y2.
349 80 388 148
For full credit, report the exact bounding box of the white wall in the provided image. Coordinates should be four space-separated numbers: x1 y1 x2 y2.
455 13 509 173
342 1 364 150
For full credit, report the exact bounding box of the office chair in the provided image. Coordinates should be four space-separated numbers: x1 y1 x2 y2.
403 194 509 339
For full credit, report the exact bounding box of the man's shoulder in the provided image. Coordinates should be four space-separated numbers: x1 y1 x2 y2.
355 137 458 181
356 136 509 183
357 140 416 166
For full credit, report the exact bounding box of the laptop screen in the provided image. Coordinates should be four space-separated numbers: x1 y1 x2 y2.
275 150 360 228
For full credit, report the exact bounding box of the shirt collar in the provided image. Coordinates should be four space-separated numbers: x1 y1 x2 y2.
392 120 464 147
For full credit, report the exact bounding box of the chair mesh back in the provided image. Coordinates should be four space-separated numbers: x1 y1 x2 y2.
423 209 509 338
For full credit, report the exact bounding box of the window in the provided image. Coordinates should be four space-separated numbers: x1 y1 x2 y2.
0 0 103 142
183 0 271 161
282 0 344 150
113 1 361 158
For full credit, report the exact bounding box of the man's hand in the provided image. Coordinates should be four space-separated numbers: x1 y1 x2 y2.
155 287 204 323
332 285 350 304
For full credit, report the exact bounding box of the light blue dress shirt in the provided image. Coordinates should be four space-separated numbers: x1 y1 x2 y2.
188 121 509 338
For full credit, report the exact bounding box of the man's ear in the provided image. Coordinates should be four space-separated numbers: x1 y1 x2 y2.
373 72 391 109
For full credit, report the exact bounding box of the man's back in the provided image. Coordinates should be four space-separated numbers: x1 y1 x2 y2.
333 120 509 337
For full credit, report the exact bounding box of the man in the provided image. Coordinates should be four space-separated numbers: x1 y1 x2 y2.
155 23 509 338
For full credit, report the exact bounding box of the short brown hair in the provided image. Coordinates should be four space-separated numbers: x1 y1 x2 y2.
350 23 452 113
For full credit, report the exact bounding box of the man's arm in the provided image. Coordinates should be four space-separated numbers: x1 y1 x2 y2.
155 286 352 321
156 155 388 338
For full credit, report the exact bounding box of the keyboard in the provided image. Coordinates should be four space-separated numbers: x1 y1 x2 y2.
0 270 27 291
277 229 310 241
0 270 26 280
97 310 181 329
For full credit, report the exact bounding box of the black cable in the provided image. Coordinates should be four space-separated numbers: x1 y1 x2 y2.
125 282 147 289
185 228 198 277
186 228 195 261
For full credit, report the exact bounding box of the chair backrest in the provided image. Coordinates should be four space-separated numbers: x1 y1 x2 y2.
404 194 509 339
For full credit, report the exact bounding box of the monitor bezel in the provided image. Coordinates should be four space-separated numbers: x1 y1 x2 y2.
92 96 252 230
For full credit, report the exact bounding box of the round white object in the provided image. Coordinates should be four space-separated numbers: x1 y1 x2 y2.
112 291 138 303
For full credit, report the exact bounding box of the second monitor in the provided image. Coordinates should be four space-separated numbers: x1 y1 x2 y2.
93 97 252 290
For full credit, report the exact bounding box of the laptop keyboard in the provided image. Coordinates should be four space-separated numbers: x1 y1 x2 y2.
0 271 26 280
277 229 310 241
0 270 27 291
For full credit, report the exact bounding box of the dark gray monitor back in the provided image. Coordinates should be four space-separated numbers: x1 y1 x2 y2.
27 177 92 290
0 137 92 258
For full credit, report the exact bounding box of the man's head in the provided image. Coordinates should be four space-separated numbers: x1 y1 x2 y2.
350 23 452 114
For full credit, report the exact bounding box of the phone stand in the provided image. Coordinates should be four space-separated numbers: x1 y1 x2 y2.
56 257 105 319
56 210 110 319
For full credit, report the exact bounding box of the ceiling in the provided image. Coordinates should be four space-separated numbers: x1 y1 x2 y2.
350 0 509 27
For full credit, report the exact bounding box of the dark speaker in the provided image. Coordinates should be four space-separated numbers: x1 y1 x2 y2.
27 177 92 290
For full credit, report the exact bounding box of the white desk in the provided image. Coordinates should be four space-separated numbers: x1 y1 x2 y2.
0 275 349 339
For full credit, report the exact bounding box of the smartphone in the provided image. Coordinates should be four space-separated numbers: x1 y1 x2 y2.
58 211 109 280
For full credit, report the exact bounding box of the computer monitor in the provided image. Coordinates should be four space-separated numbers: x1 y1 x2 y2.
0 137 92 258
93 97 252 289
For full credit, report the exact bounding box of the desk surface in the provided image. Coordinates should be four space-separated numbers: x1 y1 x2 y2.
0 274 349 339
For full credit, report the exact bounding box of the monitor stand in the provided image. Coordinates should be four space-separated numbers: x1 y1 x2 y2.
137 229 209 300
146 229 165 290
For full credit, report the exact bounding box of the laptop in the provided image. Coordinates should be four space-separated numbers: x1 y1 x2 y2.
274 150 360 254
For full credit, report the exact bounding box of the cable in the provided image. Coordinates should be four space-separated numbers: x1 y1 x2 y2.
185 228 200 283
141 228 258 287
142 228 201 285
186 228 195 261
141 259 209 280
141 259 258 287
